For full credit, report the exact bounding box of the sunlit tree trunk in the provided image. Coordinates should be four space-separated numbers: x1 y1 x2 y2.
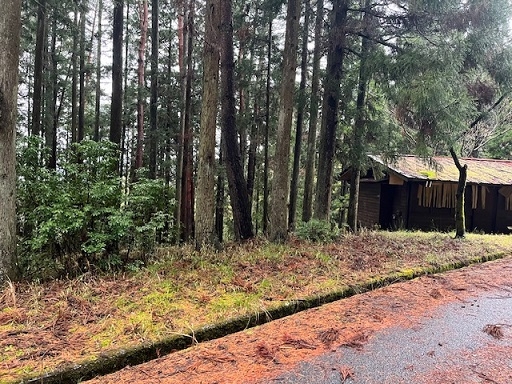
0 0 21 284
269 0 301 242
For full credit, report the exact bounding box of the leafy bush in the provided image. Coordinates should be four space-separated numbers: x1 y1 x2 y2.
294 220 340 243
17 138 173 280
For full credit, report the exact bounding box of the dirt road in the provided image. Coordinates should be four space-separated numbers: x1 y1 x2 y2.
85 257 512 384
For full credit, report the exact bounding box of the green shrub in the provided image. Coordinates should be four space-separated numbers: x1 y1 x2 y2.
16 138 173 280
294 220 340 243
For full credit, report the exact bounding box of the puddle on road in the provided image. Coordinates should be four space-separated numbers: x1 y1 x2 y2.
267 292 512 384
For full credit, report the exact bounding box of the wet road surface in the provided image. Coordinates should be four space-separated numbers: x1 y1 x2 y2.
267 290 512 383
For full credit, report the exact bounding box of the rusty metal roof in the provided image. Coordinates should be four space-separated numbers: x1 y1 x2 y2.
370 155 512 185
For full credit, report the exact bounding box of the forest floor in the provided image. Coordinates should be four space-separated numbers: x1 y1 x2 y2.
1 231 512 383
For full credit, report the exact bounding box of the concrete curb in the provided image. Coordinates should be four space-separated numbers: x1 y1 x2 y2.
18 252 508 384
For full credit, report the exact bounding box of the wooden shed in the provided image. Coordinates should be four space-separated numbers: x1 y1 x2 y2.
341 155 512 233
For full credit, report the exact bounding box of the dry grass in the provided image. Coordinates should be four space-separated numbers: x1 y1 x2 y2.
1 230 511 382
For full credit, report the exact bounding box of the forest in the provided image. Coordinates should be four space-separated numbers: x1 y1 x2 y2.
1 0 512 283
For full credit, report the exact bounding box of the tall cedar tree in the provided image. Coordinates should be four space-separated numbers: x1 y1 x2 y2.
78 2 86 142
94 0 103 141
148 0 159 178
135 0 148 170
196 0 220 249
31 0 45 137
176 0 195 241
262 19 272 233
347 1 371 231
71 8 78 143
269 0 301 242
314 0 349 220
289 0 310 230
0 0 21 284
302 0 323 222
110 0 124 149
219 0 254 241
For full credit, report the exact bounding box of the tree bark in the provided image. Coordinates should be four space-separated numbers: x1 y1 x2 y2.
45 16 58 169
78 2 87 142
450 147 467 238
262 19 272 234
31 0 46 138
71 8 78 144
196 0 220 250
219 0 253 241
181 0 195 241
347 2 371 232
215 142 225 243
289 0 310 230
148 0 159 178
110 0 124 149
94 0 103 142
135 0 148 171
269 0 301 242
302 0 324 223
313 0 349 221
0 0 21 284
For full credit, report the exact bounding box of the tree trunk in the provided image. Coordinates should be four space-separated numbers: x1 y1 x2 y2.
177 0 195 242
196 0 220 250
347 4 371 232
148 0 159 178
302 0 323 222
450 147 467 238
135 0 148 171
120 2 130 179
45 16 58 169
110 0 124 149
215 142 225 243
262 19 272 234
0 0 21 284
246 88 260 206
31 0 46 138
70 8 78 144
269 0 301 242
175 2 195 243
94 0 103 142
289 0 310 230
219 0 253 241
175 9 185 243
313 0 349 221
78 2 87 142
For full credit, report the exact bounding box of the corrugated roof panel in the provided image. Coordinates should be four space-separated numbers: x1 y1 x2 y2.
369 155 512 185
